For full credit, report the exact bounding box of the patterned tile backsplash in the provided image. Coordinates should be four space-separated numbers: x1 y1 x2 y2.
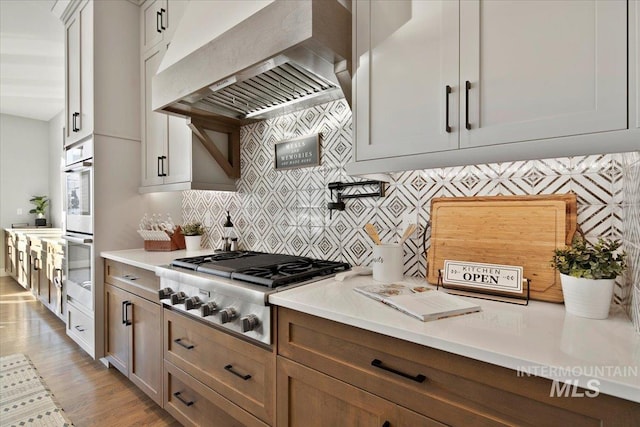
182 99 640 331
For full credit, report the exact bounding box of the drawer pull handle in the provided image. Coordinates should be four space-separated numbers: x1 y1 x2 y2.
224 364 251 380
173 391 194 407
465 80 471 130
74 325 85 332
174 338 194 350
371 359 426 383
445 85 452 133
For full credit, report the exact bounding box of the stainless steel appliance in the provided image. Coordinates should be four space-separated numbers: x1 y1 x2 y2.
63 233 94 311
64 138 93 235
153 0 351 123
155 251 350 345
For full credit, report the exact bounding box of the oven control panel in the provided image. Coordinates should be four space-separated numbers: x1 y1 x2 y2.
158 279 271 345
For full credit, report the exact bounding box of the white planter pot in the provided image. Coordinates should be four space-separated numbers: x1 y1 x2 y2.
560 273 615 319
184 235 202 251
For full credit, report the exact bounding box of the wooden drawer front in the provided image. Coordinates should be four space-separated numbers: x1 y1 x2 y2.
164 309 275 424
277 356 447 427
278 308 638 427
105 259 159 301
67 302 95 351
164 361 269 427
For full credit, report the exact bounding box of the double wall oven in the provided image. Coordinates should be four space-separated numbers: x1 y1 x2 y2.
63 138 94 313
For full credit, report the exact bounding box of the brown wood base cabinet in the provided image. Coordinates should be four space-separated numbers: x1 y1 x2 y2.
277 308 640 427
104 260 163 406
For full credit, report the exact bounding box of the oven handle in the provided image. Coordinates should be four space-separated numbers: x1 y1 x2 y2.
62 235 93 244
64 161 93 173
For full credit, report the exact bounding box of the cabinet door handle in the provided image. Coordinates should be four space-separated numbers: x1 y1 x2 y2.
75 325 85 332
173 391 194 407
174 338 194 350
445 85 452 133
465 80 471 130
18 252 23 261
224 364 252 380
160 156 167 177
160 8 166 30
122 301 132 326
156 10 162 33
72 112 80 132
34 258 40 271
371 359 427 383
157 156 162 177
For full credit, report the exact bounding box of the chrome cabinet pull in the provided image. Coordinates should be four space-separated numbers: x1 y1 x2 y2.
371 359 426 383
174 338 194 350
445 85 452 133
224 364 251 380
465 80 471 130
173 391 194 407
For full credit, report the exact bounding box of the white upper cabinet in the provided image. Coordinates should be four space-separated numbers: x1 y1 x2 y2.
139 0 238 193
459 0 627 148
349 0 635 176
65 1 93 145
354 0 459 161
141 0 187 54
64 0 140 146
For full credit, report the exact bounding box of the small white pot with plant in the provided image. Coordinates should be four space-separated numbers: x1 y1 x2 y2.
551 237 626 319
182 222 205 251
30 195 49 226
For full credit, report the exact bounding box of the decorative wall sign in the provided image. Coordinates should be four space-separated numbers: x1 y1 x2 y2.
274 134 320 170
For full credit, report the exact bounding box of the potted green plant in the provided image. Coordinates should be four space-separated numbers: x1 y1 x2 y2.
551 236 626 319
29 195 49 226
182 221 205 251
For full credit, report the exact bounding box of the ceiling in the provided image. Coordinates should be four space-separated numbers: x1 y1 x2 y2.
0 0 64 122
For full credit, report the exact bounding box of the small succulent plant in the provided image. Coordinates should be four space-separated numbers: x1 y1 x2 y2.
182 221 205 236
551 237 626 280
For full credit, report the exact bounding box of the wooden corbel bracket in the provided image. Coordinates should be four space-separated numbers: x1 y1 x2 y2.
188 118 241 179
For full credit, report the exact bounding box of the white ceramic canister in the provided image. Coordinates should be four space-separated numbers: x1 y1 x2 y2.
371 244 403 282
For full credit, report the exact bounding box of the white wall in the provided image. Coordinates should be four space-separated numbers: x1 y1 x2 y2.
0 113 50 272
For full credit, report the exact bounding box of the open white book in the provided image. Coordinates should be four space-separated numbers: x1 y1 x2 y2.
354 283 481 321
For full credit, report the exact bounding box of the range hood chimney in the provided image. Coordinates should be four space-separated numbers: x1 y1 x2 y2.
152 0 352 124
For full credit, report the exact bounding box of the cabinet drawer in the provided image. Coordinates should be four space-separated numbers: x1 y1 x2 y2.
67 301 95 353
164 361 268 427
105 259 159 301
278 308 639 427
164 309 275 425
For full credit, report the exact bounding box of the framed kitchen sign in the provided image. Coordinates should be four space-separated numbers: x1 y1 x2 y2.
274 134 320 170
437 260 530 305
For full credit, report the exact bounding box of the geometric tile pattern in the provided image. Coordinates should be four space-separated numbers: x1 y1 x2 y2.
182 99 638 330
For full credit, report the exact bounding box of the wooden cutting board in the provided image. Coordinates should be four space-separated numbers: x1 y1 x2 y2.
427 195 576 303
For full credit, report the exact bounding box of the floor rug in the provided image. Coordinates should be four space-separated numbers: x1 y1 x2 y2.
0 354 73 426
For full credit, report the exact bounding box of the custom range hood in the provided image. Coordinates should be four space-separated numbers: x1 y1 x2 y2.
153 0 352 124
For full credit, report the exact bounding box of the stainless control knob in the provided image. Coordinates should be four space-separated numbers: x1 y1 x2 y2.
185 296 202 310
200 301 218 317
241 315 260 333
170 291 187 305
219 307 237 324
158 287 173 299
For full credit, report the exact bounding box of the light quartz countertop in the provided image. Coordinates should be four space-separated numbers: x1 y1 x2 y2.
101 248 216 271
98 249 640 403
269 276 640 403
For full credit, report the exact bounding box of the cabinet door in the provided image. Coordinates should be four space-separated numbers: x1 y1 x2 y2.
459 0 627 148
277 357 396 427
77 0 93 142
142 46 168 187
129 294 162 406
66 15 81 143
105 283 129 376
164 115 192 184
141 0 167 52
355 0 459 161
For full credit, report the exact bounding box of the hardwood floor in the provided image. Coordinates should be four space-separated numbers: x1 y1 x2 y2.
0 276 181 427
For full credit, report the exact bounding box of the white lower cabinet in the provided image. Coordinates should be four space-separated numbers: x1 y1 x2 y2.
350 0 634 175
